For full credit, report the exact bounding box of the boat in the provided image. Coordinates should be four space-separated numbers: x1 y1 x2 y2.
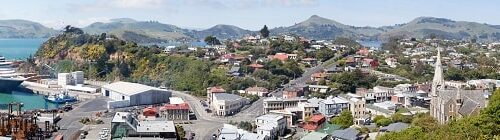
44 91 77 104
0 56 25 92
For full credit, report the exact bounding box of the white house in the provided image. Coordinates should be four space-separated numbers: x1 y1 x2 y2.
102 81 171 109
255 114 287 140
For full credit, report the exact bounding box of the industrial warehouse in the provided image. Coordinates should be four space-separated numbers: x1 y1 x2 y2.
102 82 172 109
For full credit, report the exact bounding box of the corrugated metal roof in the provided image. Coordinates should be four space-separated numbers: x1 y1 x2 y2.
102 81 159 96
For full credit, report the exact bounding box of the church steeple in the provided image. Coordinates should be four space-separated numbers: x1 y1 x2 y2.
431 47 445 96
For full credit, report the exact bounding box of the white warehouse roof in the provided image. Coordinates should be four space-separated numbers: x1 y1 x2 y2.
102 81 162 96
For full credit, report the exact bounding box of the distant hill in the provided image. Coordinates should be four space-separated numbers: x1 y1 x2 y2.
271 15 500 41
3 16 500 42
83 18 192 43
189 24 254 40
271 15 384 40
379 17 500 41
0 20 57 38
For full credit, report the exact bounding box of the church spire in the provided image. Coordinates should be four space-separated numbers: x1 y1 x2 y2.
432 47 445 96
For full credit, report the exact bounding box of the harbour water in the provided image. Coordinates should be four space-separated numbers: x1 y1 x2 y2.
0 38 57 110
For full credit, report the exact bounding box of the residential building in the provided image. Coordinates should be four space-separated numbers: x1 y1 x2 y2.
212 93 248 116
331 128 361 140
311 72 327 83
245 86 269 97
282 87 304 99
380 122 410 132
298 102 315 120
308 85 330 93
300 132 329 140
318 96 349 118
366 101 397 118
263 97 308 113
255 114 287 140
218 124 268 140
302 114 326 132
102 82 171 109
160 103 190 121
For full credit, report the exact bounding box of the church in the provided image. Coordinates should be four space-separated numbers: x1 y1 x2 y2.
429 48 490 124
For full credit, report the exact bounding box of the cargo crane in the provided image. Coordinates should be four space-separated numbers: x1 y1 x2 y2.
0 103 57 139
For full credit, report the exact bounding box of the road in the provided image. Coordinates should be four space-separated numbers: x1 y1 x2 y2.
57 97 108 139
172 53 346 140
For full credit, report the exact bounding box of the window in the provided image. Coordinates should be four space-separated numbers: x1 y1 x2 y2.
105 90 110 96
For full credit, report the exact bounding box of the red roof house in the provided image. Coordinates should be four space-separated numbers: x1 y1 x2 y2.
302 114 326 131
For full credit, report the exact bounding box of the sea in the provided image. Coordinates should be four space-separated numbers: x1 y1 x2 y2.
0 38 59 110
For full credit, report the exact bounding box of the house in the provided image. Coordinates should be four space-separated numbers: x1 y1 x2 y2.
302 114 326 131
287 54 298 60
263 97 308 114
255 114 287 140
325 65 342 74
380 122 410 132
272 53 289 61
282 87 304 99
218 124 268 140
302 58 317 66
362 58 378 69
249 63 264 70
308 85 330 93
102 82 171 109
160 103 190 121
318 96 349 118
311 72 327 83
300 132 329 140
228 67 240 76
207 86 226 105
385 57 397 68
331 128 361 140
356 48 370 56
212 93 248 116
366 101 397 118
298 102 316 120
245 86 269 97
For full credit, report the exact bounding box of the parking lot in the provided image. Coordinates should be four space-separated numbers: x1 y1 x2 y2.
79 117 112 140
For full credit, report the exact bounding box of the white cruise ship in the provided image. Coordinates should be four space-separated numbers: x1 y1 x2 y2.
0 56 25 92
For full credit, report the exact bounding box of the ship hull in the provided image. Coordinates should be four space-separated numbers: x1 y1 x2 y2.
0 78 23 92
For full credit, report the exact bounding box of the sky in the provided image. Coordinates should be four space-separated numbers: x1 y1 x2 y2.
0 0 498 30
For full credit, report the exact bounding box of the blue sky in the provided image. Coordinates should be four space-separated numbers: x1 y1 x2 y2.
0 0 498 30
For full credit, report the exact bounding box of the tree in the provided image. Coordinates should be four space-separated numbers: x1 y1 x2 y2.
316 48 335 61
204 36 221 45
175 125 185 139
260 25 270 38
63 25 84 34
330 110 353 128
376 118 392 127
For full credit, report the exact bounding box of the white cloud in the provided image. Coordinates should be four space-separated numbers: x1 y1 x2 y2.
73 0 169 12
40 17 111 29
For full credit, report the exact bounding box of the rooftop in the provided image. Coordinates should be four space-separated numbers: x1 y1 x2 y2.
102 81 161 96
380 122 410 132
161 103 190 110
331 128 360 140
111 112 130 123
208 86 226 93
300 132 329 140
214 93 244 101
257 114 284 122
136 120 176 133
